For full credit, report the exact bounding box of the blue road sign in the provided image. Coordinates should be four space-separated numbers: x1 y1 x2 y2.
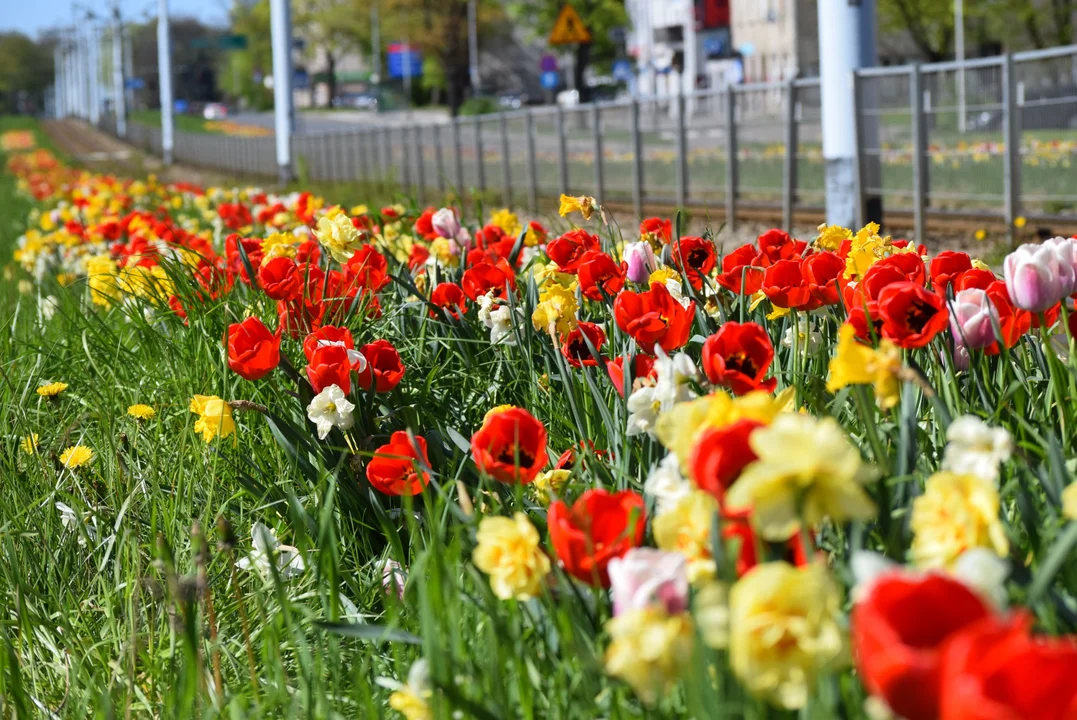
387 44 423 79
541 71 560 90
612 59 633 82
125 77 145 90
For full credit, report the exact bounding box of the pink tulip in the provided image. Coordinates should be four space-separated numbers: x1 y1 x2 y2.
623 241 658 284
1044 236 1077 297
949 288 1000 350
381 559 406 599
431 208 461 240
606 548 689 616
1003 243 1065 313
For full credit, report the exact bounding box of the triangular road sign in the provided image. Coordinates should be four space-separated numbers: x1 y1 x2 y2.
549 4 592 45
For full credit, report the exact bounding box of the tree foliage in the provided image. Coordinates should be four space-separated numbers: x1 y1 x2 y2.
0 32 55 113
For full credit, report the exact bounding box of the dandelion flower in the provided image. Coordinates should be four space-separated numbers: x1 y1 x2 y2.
60 445 94 469
127 404 156 421
1014 216 1027 229
36 381 68 398
974 229 987 241
20 433 39 455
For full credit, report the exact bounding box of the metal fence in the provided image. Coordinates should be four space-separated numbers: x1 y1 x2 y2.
101 44 1077 239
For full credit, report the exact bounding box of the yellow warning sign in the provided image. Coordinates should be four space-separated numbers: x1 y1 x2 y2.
548 4 592 45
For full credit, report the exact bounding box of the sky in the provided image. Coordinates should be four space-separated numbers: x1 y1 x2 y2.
0 0 230 38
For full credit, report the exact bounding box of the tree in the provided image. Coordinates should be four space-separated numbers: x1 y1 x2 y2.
984 0 1075 48
0 32 55 114
221 0 273 110
295 0 363 106
878 0 955 61
508 0 627 102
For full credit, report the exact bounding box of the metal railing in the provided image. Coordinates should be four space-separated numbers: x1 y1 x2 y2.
99 43 1077 238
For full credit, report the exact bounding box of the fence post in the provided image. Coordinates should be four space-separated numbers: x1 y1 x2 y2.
401 126 413 193
474 115 486 194
415 125 426 205
434 123 445 195
500 112 512 208
725 86 737 232
592 103 605 203
1002 53 1021 242
526 110 538 215
910 64 927 243
379 127 390 186
631 98 643 218
676 93 688 209
782 80 798 233
851 72 867 230
557 105 569 194
452 118 464 197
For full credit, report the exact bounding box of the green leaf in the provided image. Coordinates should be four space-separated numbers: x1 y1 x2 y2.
1029 522 1077 605
315 621 421 645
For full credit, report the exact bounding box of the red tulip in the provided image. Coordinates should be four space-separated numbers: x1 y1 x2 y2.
259 256 302 301
577 251 626 301
701 322 777 395
344 245 390 292
640 217 672 244
689 419 763 502
430 282 468 319
471 407 547 484
606 354 657 397
356 339 405 392
721 507 807 577
560 321 606 367
306 343 352 394
762 258 814 309
984 281 1031 355
547 488 646 586
852 572 991 720
757 228 806 265
878 281 949 348
671 236 717 290
227 317 281 381
954 268 997 291
547 229 601 272
938 614 1077 720
613 282 694 355
715 244 764 295
802 251 845 306
366 431 431 496
302 325 355 363
461 260 516 301
930 251 973 294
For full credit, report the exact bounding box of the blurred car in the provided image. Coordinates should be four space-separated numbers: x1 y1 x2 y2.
498 94 527 110
203 103 229 120
333 93 379 110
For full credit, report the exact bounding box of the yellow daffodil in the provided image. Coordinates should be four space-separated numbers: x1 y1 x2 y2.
826 323 902 410
189 395 236 443
531 283 578 335
472 513 550 601
59 445 94 469
313 209 362 263
489 208 521 236
648 266 680 286
531 469 571 505
655 389 791 467
558 193 596 220
725 413 877 540
604 608 694 706
653 490 719 584
910 471 1009 570
729 562 847 710
814 223 853 252
36 381 68 398
1063 481 1077 522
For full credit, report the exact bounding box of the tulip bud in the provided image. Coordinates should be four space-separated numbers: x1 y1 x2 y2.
1003 243 1064 313
606 547 689 616
431 207 461 240
949 288 1000 350
623 241 658 284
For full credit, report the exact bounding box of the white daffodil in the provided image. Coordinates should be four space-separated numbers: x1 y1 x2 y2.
40 295 58 321
644 453 692 514
477 291 517 345
237 522 306 580
952 548 1010 608
941 415 1013 484
652 347 698 410
782 317 822 351
56 501 98 547
306 384 355 440
626 384 661 436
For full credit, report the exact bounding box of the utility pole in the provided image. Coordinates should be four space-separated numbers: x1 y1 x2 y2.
88 25 101 126
370 4 381 106
817 0 878 227
468 0 480 92
270 0 295 183
955 0 966 133
54 45 64 117
113 5 126 137
158 0 174 164
124 28 135 110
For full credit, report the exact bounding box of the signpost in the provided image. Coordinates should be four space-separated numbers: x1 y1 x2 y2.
548 4 591 45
